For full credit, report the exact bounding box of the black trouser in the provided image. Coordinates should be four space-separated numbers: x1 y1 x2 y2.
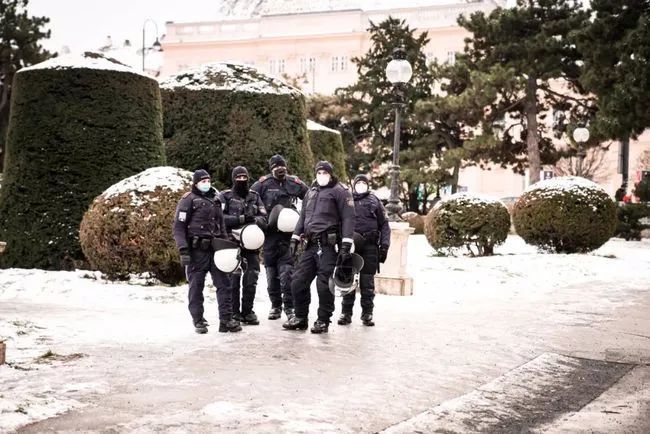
341 240 378 315
263 231 294 311
291 241 337 323
186 248 233 322
231 249 260 315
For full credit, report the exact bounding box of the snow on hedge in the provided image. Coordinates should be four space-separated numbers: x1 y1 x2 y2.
18 51 151 78
159 62 300 95
435 192 503 210
101 166 193 207
307 120 341 134
525 176 608 199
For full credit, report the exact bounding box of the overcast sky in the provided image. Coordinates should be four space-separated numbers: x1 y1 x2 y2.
28 0 520 54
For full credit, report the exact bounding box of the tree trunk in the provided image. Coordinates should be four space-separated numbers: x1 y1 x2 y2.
525 76 541 185
407 186 418 213
451 160 461 194
422 184 429 214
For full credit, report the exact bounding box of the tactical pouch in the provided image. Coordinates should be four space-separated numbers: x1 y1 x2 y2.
191 236 200 250
326 230 339 247
200 238 212 250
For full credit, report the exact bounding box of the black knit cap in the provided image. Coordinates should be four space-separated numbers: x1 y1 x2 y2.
354 174 370 185
192 169 211 185
269 154 287 170
231 166 249 182
315 160 334 175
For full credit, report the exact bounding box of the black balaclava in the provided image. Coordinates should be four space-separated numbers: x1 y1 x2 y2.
231 166 250 197
269 154 287 180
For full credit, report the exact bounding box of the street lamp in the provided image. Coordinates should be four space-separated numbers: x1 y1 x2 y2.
572 126 589 176
385 47 412 221
142 19 163 72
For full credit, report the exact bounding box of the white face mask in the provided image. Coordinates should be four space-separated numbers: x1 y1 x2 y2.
354 182 368 194
316 173 331 187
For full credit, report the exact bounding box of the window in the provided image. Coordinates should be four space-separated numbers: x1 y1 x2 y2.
277 59 285 73
446 51 456 65
269 59 277 74
300 58 308 73
308 57 316 71
331 56 348 72
331 56 339 72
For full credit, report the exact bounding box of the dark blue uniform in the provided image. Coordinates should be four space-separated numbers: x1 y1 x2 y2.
290 179 356 324
341 191 390 316
220 188 266 318
172 186 233 323
251 174 309 315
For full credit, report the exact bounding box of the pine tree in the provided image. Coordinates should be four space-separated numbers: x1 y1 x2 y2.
0 0 54 172
337 16 434 206
458 0 592 184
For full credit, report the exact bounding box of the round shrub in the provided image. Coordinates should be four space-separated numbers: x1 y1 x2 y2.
307 120 347 181
161 63 314 188
424 193 510 256
402 211 424 234
79 167 191 284
0 52 165 270
513 176 617 253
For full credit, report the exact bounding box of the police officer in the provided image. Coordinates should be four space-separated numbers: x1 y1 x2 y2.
251 155 309 320
338 174 390 327
221 166 267 325
173 169 241 334
283 161 356 334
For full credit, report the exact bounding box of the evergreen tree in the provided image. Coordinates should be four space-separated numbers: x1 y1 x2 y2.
0 0 54 172
337 16 434 207
458 0 592 184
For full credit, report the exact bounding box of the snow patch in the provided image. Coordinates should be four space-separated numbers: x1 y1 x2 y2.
307 120 341 134
435 192 504 209
159 62 301 95
18 51 151 79
101 166 193 206
525 176 608 198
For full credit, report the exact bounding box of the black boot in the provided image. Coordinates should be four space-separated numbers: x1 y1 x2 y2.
337 313 352 325
268 307 282 320
196 317 209 327
219 319 242 333
311 320 329 334
282 316 308 330
285 307 295 319
194 319 208 334
241 312 259 325
361 313 375 327
232 313 243 322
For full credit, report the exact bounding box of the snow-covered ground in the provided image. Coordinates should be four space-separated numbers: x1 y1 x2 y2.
1 235 649 432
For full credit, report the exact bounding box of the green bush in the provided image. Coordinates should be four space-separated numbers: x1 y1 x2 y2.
424 193 510 256
513 176 617 253
615 203 650 241
0 52 165 270
161 63 314 188
402 211 424 234
307 120 347 181
634 177 650 202
79 167 191 284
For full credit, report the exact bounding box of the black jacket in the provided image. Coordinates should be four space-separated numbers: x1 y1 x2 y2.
220 189 266 231
172 187 227 250
294 179 355 243
251 174 309 213
353 191 391 247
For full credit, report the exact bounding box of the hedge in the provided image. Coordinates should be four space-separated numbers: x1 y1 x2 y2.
0 52 165 270
161 63 314 188
307 120 347 181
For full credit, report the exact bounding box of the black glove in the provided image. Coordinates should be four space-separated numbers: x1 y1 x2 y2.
379 244 389 263
289 238 300 257
244 214 256 223
338 242 352 263
255 217 268 231
179 247 191 267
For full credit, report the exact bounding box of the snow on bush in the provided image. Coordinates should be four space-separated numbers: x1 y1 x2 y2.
513 176 617 253
424 193 510 256
79 167 193 284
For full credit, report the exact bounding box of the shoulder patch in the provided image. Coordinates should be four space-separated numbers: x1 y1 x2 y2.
182 191 191 198
259 175 268 182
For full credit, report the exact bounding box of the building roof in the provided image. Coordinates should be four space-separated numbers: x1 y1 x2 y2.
217 0 505 19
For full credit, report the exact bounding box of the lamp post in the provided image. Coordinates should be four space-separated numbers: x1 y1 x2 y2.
572 126 589 177
142 19 162 72
385 47 413 221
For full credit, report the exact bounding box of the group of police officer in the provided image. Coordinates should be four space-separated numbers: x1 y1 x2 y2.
172 155 390 335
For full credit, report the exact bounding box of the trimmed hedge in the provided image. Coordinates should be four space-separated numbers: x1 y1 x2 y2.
615 203 650 241
0 52 165 270
402 211 424 234
424 193 510 256
513 176 617 253
161 63 314 188
80 167 191 284
307 120 347 181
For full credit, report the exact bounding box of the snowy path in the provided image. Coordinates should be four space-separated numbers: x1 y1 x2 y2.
1 235 649 433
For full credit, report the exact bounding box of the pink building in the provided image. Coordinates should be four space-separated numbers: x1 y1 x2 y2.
161 0 649 199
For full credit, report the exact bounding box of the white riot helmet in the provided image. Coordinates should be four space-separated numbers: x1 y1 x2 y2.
269 204 300 233
232 223 265 250
328 253 365 297
212 238 241 273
